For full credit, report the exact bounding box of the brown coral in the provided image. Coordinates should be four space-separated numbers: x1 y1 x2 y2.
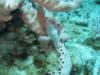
34 0 81 11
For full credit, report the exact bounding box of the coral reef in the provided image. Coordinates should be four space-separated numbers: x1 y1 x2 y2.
0 0 82 35
0 0 100 75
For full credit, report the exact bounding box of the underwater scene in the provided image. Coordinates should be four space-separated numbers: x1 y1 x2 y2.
0 0 100 75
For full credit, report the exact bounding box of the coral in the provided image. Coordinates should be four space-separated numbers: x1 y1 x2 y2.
0 0 83 75
0 0 82 35
0 14 12 22
21 1 40 34
0 0 21 22
34 0 81 11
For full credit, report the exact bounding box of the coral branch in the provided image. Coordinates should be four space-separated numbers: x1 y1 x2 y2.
34 0 81 11
0 14 12 22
